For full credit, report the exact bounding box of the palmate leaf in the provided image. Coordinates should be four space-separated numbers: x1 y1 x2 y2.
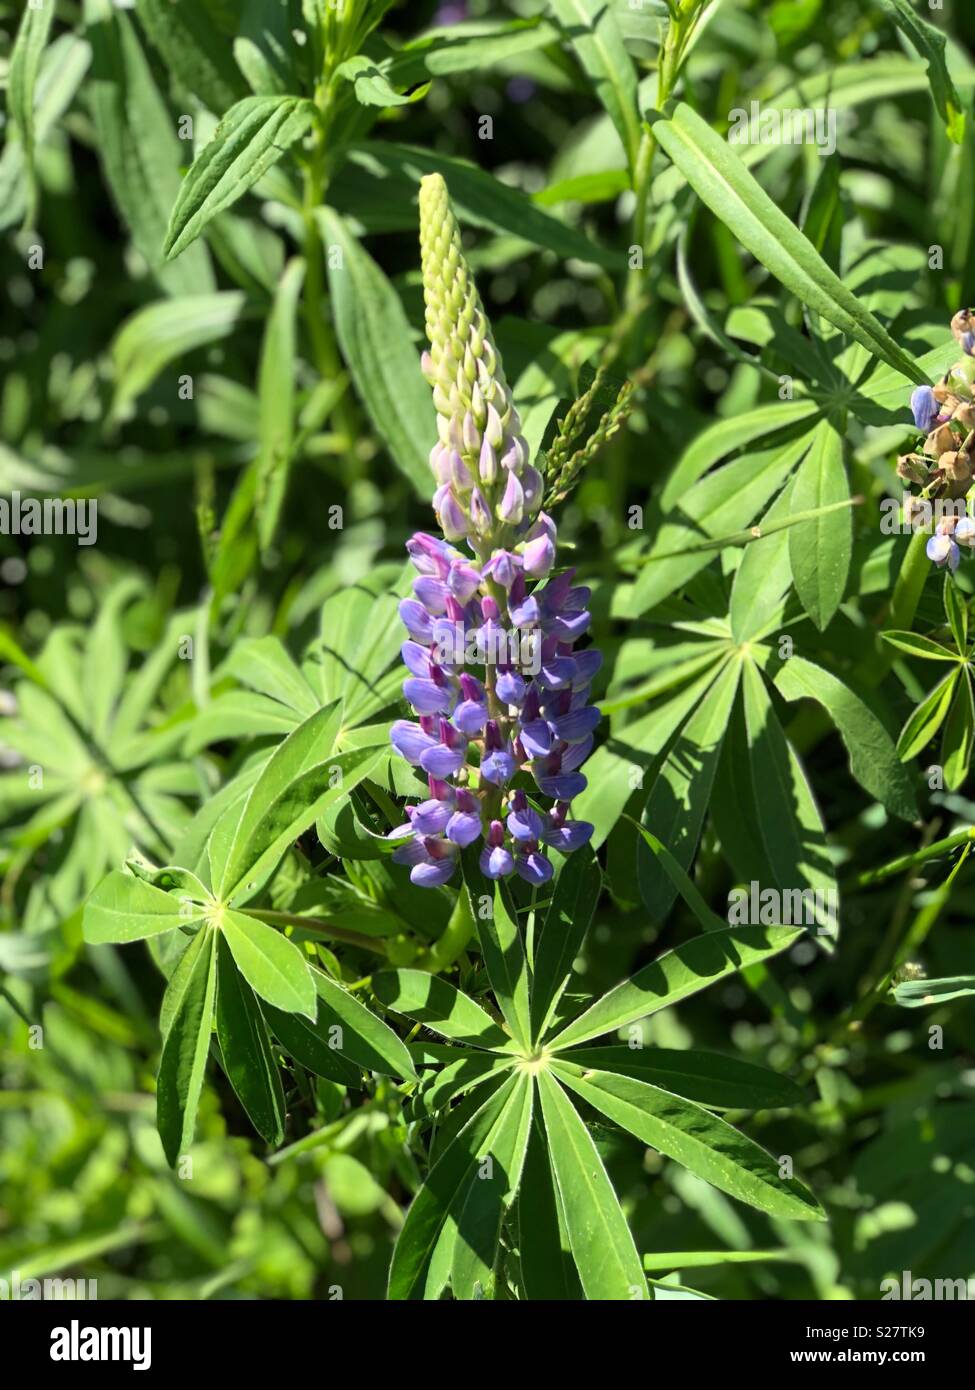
517 1117 582 1300
312 969 416 1080
553 1062 824 1222
896 669 958 761
941 668 975 791
649 104 927 386
459 855 531 1050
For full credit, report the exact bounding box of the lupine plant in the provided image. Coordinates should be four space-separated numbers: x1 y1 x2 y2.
3 0 975 1304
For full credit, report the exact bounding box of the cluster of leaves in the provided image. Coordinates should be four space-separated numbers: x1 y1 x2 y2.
3 0 975 1301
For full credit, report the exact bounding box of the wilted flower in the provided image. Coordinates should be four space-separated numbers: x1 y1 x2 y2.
389 175 597 886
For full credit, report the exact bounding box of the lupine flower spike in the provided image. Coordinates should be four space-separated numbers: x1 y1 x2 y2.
388 175 598 886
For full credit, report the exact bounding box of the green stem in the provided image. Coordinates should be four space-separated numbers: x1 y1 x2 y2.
844 825 975 891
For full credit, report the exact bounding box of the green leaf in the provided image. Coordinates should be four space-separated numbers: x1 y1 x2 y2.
312 969 417 1080
388 1074 518 1300
637 657 741 919
648 104 927 385
156 925 217 1165
630 824 728 934
897 669 958 760
879 630 959 661
537 1070 647 1300
561 1046 805 1111
788 420 850 630
548 0 641 173
473 881 532 1051
134 0 246 113
546 925 802 1051
450 1072 533 1300
211 703 383 901
661 401 818 510
318 207 435 496
85 1 215 296
879 0 966 143
372 969 515 1052
741 660 837 933
944 573 969 654
517 1116 582 1299
256 257 305 550
220 910 315 1018
343 144 618 268
8 0 55 220
224 635 319 719
388 17 560 84
164 96 316 259
553 1062 824 1220
335 55 414 107
261 997 360 1086
111 293 247 414
84 870 202 944
575 660 726 847
891 975 975 1008
773 656 918 820
942 669 974 791
630 434 810 615
234 0 298 96
530 848 602 1041
215 934 285 1144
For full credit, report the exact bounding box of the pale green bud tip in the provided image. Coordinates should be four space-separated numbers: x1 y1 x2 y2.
417 173 531 523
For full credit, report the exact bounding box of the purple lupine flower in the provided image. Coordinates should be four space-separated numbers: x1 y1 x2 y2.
387 173 601 886
911 385 940 434
927 533 960 571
